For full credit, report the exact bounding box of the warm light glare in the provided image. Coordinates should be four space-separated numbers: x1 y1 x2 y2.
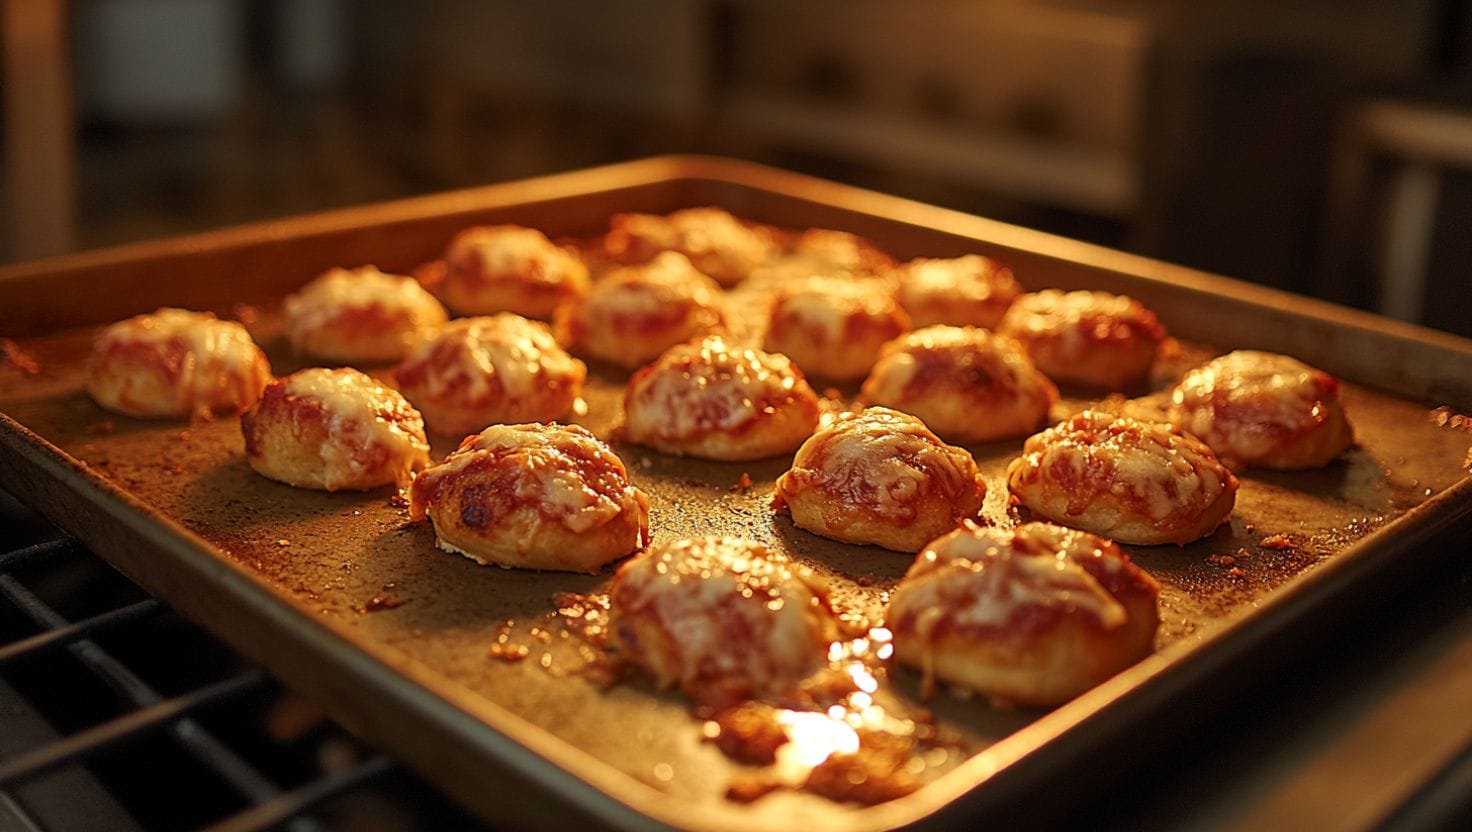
773 710 861 784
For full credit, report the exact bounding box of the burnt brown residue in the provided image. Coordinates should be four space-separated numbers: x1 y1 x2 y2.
486 595 615 674
0 338 41 375
387 493 409 508
1259 533 1299 551
460 502 489 528
361 594 408 613
708 705 789 765
1431 406 1472 433
805 731 921 804
725 775 781 804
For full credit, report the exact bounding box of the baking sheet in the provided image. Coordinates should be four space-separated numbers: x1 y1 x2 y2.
3 157 1472 830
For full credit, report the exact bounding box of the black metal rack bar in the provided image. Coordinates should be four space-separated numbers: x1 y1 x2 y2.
0 526 414 832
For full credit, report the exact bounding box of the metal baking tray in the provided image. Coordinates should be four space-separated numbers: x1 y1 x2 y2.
3 156 1472 830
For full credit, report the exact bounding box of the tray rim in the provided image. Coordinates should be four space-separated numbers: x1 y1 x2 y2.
3 154 1472 830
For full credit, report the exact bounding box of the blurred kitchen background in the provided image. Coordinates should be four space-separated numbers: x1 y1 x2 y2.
3 0 1470 333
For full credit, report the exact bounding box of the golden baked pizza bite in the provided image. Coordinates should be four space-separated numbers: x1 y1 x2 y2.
87 307 271 419
623 335 820 461
554 251 727 369
241 367 430 491
998 289 1166 391
1006 411 1238 545
409 423 649 573
602 206 780 287
886 521 1160 707
1168 350 1354 470
420 225 589 319
394 314 586 436
763 275 910 382
283 266 448 363
607 536 837 707
774 407 986 552
897 254 1021 329
785 228 897 278
858 326 1057 443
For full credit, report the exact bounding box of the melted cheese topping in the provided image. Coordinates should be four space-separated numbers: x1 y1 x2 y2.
628 335 807 439
92 308 270 417
284 266 444 332
414 423 634 533
100 308 260 373
447 225 583 285
900 254 1020 307
1171 351 1341 462
1001 289 1163 351
864 326 1039 397
894 523 1130 633
592 251 724 318
397 314 580 404
280 367 430 483
784 407 979 521
612 207 778 276
789 229 890 273
609 536 834 696
1012 411 1230 521
772 276 902 344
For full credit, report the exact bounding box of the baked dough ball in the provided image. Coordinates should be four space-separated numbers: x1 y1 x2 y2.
603 206 781 287
858 326 1057 443
786 228 897 277
554 251 727 369
897 254 1021 329
607 536 837 707
87 308 271 419
284 266 449 363
241 367 430 491
408 423 649 573
1168 350 1354 470
623 335 820 461
887 521 1160 707
420 225 590 319
1006 411 1238 545
774 407 986 552
998 290 1166 391
394 314 586 436
763 276 910 382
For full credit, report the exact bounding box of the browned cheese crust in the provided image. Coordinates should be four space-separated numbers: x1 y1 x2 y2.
602 207 782 287
998 289 1166 391
1006 411 1238 545
859 325 1057 443
1169 350 1354 470
623 335 820 461
394 314 586 436
554 252 728 369
763 275 910 382
783 228 898 279
774 407 986 552
408 423 649 573
284 266 449 364
897 254 1021 329
886 521 1160 707
240 367 430 491
607 536 837 707
418 225 590 319
87 307 271 419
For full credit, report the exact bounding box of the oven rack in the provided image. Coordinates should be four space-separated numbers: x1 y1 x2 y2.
0 493 481 832
3 484 1469 832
